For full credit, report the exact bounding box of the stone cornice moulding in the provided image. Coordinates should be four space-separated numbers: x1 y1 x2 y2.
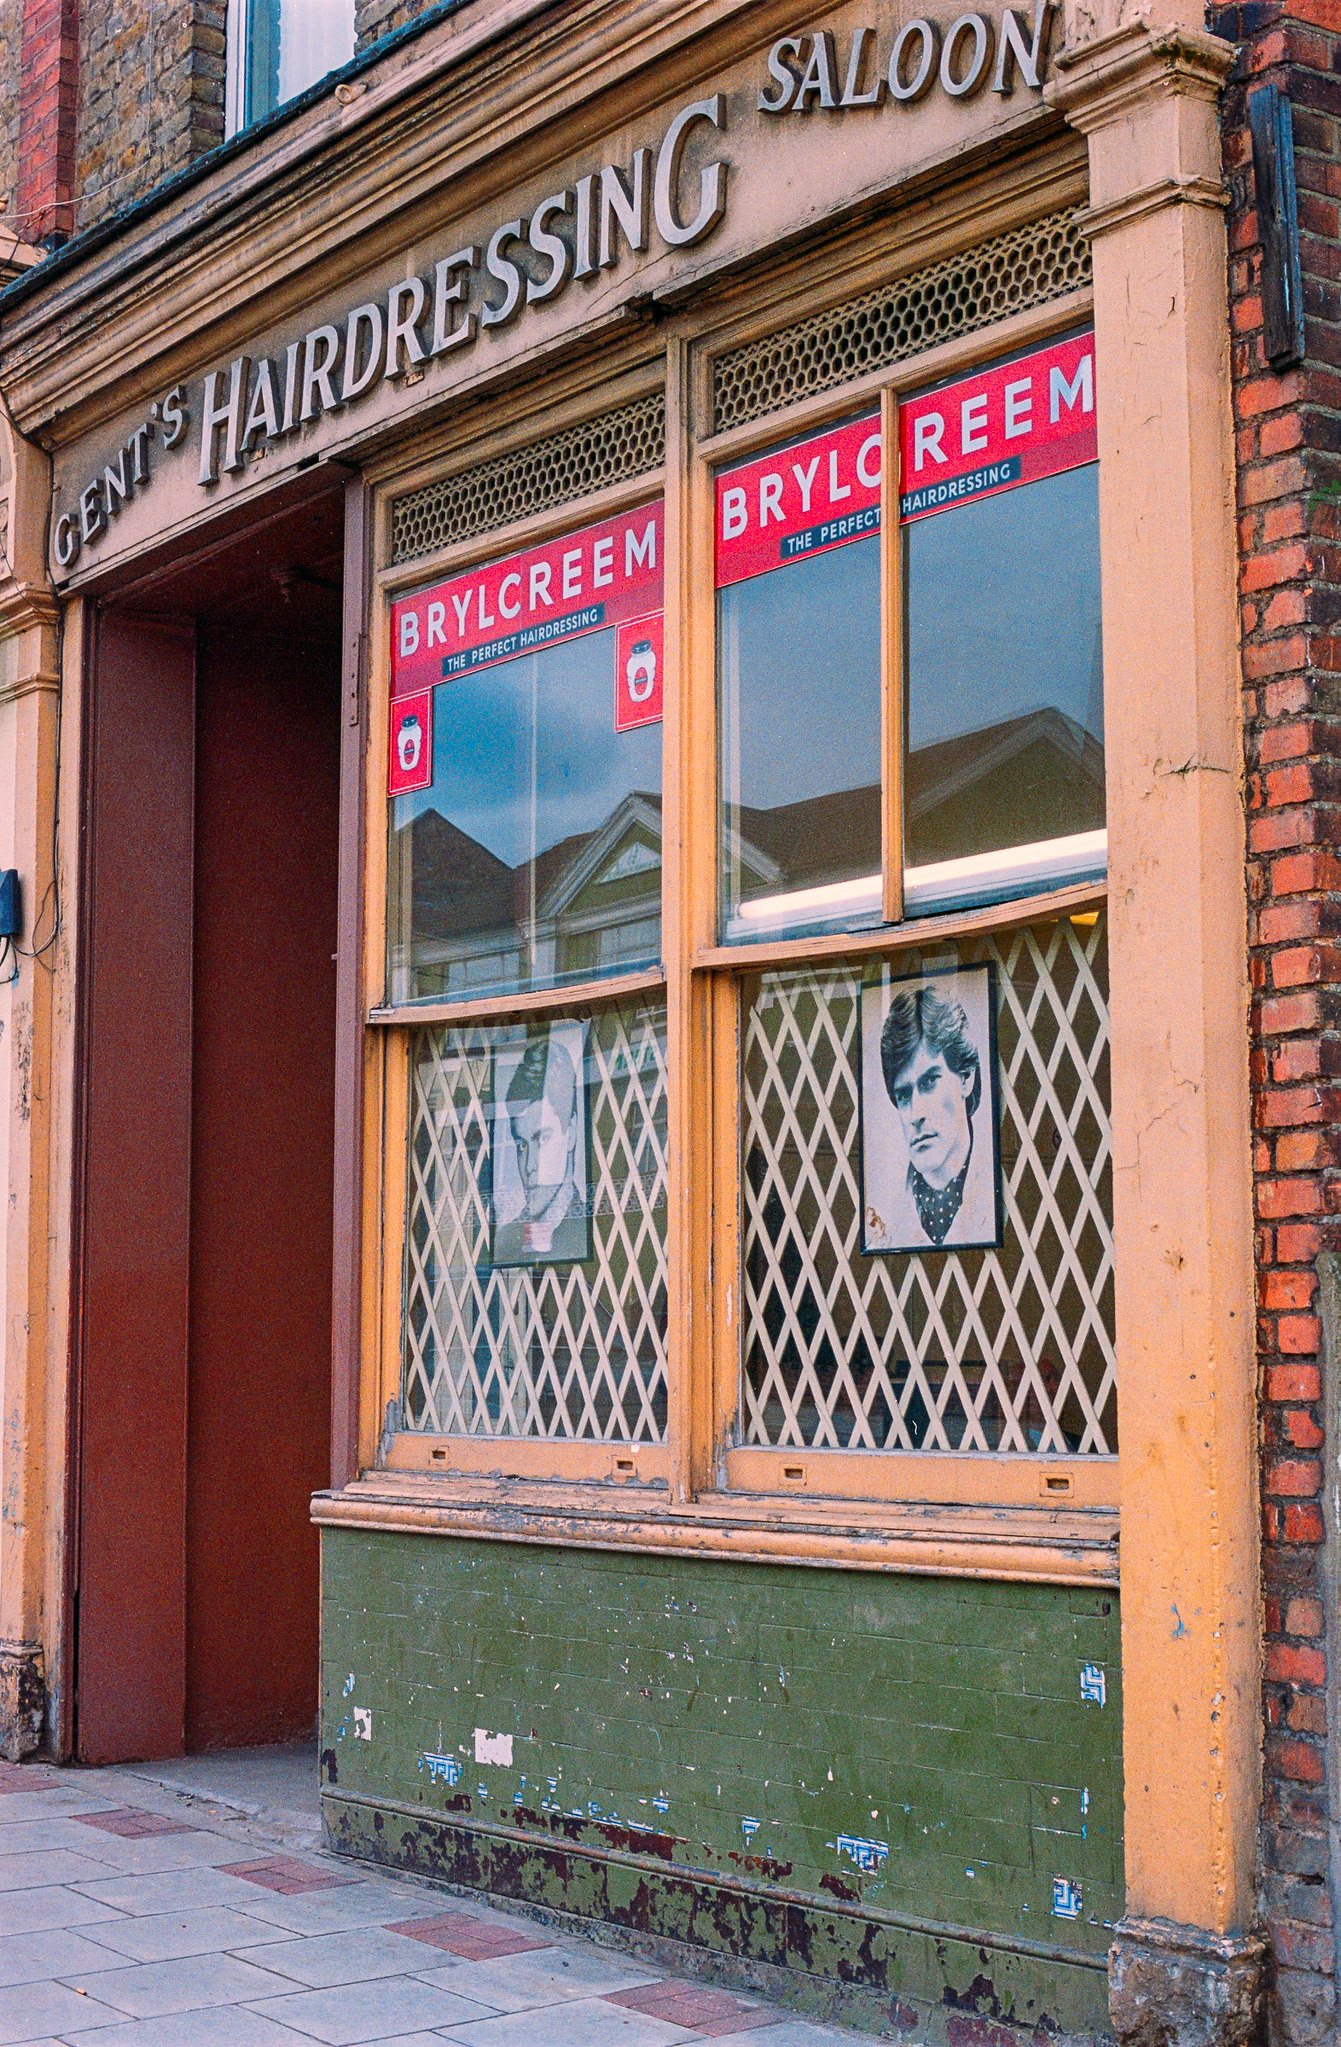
0 581 60 639
0 0 1066 448
1045 16 1237 131
0 0 822 429
1079 171 1228 238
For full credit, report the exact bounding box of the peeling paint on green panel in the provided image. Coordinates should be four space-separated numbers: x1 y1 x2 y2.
320 1532 1121 2040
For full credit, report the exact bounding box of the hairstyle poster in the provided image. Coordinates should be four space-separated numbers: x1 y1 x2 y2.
859 961 1002 1255
487 1019 593 1269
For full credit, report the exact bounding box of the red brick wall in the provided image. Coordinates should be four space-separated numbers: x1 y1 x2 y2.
1215 4 1341 2041
15 0 80 247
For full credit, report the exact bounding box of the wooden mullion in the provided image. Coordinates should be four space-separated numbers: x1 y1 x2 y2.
662 332 694 1505
881 383 904 928
708 971 741 1484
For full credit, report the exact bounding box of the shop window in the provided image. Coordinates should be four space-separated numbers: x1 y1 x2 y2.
715 331 1103 941
372 299 1113 1514
901 335 1104 914
226 0 355 134
401 1001 668 1442
739 915 1113 1455
388 501 664 1004
717 414 883 939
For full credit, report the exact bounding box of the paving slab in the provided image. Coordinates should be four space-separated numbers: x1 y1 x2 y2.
437 1993 695 2047
240 1928 468 1989
0 1973 127 2039
60 1951 303 2019
227 1884 450 1937
76 1907 303 1964
245 1973 503 2044
0 1758 887 2047
0 1849 121 1892
72 1868 283 1916
0 1885 126 1936
412 1945 664 2013
60 2010 316 2046
0 1926 137 1989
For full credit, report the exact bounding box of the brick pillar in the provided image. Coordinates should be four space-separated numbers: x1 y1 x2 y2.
1216 3 1341 2041
16 0 79 249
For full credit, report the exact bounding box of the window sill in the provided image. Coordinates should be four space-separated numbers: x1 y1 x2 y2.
311 1472 1119 1586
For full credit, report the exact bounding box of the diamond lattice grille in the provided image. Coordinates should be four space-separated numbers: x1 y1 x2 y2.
403 1002 668 1439
740 915 1114 1454
712 210 1091 434
390 394 666 565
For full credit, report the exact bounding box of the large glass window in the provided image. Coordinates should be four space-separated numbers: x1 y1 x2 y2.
227 0 356 133
374 317 1113 1504
739 913 1113 1456
901 329 1104 912
388 503 664 1004
401 999 668 1443
716 414 883 940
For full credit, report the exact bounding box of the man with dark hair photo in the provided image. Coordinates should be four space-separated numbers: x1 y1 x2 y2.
861 966 1001 1254
489 1025 592 1267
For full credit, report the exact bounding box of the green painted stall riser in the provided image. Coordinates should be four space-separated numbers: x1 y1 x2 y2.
320 1533 1122 2035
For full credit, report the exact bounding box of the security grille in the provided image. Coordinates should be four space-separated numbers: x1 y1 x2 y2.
402 1001 668 1439
390 394 666 564
740 914 1114 1455
712 210 1091 434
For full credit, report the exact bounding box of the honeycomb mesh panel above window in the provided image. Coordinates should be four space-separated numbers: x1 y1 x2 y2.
391 393 666 564
712 210 1091 434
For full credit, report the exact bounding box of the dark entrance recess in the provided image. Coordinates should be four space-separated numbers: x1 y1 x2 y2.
70 483 346 1762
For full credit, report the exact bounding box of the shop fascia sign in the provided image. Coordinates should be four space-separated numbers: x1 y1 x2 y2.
51 1 1053 580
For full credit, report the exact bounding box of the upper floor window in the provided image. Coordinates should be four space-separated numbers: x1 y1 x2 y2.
226 0 356 134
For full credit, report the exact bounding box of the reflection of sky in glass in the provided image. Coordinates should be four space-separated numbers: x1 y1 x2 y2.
393 629 661 867
905 465 1102 751
719 537 881 812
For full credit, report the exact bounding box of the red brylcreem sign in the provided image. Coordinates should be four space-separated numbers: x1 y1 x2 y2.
715 413 882 588
899 329 1096 523
391 500 663 698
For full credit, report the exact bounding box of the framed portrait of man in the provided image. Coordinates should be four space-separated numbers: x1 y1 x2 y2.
859 962 1002 1255
486 1020 594 1269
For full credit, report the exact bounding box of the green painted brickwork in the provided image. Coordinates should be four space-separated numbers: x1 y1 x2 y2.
321 1533 1122 2022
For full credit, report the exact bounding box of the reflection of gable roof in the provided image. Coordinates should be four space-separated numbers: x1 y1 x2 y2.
906 707 1102 821
734 783 879 886
397 809 514 938
535 792 663 918
396 711 1103 934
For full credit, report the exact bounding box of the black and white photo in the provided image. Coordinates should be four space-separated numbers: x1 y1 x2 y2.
487 1021 593 1268
860 962 1001 1254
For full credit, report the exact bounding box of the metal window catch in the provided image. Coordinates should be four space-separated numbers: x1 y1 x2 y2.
1249 84 1305 372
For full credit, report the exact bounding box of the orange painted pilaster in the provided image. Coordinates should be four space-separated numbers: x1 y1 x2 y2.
1050 17 1261 1960
0 412 61 1755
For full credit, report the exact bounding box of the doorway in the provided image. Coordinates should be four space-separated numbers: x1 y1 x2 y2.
69 486 346 1762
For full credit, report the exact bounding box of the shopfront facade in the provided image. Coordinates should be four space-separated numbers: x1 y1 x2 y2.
0 0 1274 2038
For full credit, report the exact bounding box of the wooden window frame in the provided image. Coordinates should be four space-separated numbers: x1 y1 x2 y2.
340 267 1118 1584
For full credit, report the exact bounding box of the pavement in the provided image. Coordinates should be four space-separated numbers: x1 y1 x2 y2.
0 1749 860 2047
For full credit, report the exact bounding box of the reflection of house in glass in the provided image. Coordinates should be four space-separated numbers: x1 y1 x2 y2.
905 706 1104 869
392 792 664 999
393 709 1105 1000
